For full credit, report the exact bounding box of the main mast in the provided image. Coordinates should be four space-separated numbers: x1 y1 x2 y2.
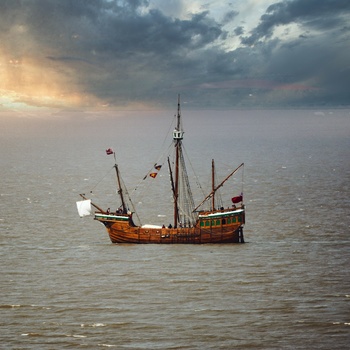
173 94 184 228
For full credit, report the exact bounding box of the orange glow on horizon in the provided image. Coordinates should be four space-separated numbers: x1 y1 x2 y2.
0 49 160 115
0 49 102 111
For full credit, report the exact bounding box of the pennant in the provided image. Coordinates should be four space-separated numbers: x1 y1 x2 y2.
154 164 162 171
149 172 158 178
106 148 114 155
231 195 243 204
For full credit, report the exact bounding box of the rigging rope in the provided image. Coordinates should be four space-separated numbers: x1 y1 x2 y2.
182 145 206 199
130 114 177 196
241 163 245 196
88 166 115 194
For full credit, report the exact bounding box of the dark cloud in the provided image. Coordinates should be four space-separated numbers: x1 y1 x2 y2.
236 0 350 106
0 0 227 106
46 56 93 64
1 0 349 109
241 0 350 45
1 0 224 59
234 26 244 36
222 10 239 25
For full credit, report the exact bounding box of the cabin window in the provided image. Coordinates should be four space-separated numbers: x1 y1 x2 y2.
222 219 226 225
232 217 236 223
205 221 210 227
227 218 231 224
216 220 221 225
238 216 242 222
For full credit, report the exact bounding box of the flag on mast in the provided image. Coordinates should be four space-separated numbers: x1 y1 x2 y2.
106 148 114 155
231 194 243 204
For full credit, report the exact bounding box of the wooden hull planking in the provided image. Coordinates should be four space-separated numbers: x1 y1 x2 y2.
95 208 245 244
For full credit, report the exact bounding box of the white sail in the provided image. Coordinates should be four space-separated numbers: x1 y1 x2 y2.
76 199 92 217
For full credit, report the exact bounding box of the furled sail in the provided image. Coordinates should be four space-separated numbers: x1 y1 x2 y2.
76 199 92 217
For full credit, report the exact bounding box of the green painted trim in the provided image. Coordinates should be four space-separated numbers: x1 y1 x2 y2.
95 214 129 221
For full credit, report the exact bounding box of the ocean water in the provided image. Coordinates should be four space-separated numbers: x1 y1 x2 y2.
1 109 349 349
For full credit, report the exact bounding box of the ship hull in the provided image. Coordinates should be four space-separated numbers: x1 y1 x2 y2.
95 208 245 244
106 226 243 244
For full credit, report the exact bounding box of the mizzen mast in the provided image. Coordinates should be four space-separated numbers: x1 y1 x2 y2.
212 159 215 210
193 162 244 212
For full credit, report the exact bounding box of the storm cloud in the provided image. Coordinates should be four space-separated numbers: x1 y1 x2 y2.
0 0 349 110
242 0 350 45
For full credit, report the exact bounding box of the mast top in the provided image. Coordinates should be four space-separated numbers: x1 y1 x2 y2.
173 94 184 140
173 129 184 140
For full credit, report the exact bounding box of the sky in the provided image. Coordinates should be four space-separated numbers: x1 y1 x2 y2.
1 0 350 114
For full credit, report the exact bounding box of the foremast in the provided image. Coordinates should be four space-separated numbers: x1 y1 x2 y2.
113 152 127 214
80 151 129 215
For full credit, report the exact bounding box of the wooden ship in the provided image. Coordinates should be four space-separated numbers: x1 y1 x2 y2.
77 96 245 244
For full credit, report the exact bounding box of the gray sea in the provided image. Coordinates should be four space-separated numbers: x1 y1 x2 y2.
1 108 349 349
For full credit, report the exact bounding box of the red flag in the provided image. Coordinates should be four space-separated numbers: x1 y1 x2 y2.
106 148 114 155
231 195 243 204
149 172 158 178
